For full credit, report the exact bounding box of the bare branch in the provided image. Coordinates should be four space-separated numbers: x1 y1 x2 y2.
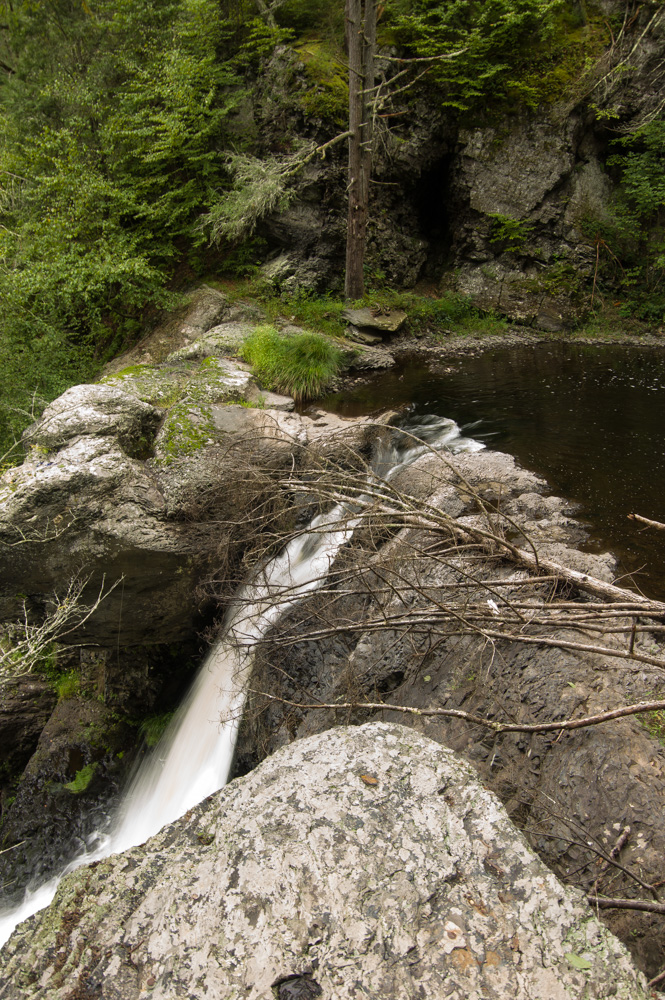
250 690 665 735
588 895 665 915
0 575 122 686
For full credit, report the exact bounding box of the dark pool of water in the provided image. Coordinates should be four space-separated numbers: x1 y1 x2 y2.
319 342 665 599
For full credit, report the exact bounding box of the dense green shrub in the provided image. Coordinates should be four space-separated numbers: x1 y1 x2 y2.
241 325 344 401
581 120 665 319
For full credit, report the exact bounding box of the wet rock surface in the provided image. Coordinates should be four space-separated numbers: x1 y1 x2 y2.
0 697 136 903
0 723 649 999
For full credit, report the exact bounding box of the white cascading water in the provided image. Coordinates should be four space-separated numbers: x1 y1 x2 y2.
0 415 483 948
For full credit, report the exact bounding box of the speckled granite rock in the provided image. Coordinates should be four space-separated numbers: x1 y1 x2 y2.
0 723 648 999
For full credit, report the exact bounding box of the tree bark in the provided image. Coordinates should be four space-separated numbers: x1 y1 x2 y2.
345 0 376 300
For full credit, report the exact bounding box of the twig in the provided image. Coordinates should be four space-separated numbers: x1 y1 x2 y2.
587 895 665 915
0 840 26 857
592 825 631 895
649 967 665 989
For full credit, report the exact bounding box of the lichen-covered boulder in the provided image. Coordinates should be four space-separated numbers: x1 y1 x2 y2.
0 723 648 999
0 370 372 645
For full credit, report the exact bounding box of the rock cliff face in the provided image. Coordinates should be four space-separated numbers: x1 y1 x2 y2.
250 4 665 328
0 723 649 1000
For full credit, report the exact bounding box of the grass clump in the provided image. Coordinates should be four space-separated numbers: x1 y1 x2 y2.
241 325 344 401
139 712 175 748
53 669 81 702
638 705 665 746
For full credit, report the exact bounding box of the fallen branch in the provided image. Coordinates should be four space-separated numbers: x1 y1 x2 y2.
592 825 631 896
628 512 665 532
282 469 665 613
587 895 665 915
250 691 665 735
649 967 665 989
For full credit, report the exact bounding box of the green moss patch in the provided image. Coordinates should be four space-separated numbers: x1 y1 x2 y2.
64 762 98 794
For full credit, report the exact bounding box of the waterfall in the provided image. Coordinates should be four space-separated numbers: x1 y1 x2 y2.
0 415 483 948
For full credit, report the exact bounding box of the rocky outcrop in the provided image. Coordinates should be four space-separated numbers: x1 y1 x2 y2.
241 7 665 327
0 697 137 898
0 290 376 647
0 381 225 646
0 723 649 999
0 678 57 782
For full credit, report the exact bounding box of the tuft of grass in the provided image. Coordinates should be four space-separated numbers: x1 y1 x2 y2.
55 670 81 701
639 706 665 746
139 711 175 748
241 325 344 401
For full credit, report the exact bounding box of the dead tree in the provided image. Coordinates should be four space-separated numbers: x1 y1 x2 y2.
344 0 376 299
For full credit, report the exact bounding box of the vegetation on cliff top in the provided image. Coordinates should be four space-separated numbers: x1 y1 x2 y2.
0 0 660 451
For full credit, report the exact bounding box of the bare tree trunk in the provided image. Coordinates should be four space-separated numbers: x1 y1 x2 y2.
345 0 376 300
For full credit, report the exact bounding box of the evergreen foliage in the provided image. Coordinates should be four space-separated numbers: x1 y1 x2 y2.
386 0 566 110
0 0 658 452
0 0 244 449
590 121 665 319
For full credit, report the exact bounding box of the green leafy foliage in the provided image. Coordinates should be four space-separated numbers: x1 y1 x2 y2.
386 0 567 111
587 120 665 319
276 0 345 37
241 325 344 400
488 214 534 254
0 0 246 450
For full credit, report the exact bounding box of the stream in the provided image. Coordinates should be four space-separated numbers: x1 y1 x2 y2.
0 415 482 949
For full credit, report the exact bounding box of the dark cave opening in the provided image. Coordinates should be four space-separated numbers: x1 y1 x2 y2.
412 154 456 279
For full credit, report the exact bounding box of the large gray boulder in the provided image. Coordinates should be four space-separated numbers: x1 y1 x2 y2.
0 371 373 645
0 723 648 998
0 384 223 644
